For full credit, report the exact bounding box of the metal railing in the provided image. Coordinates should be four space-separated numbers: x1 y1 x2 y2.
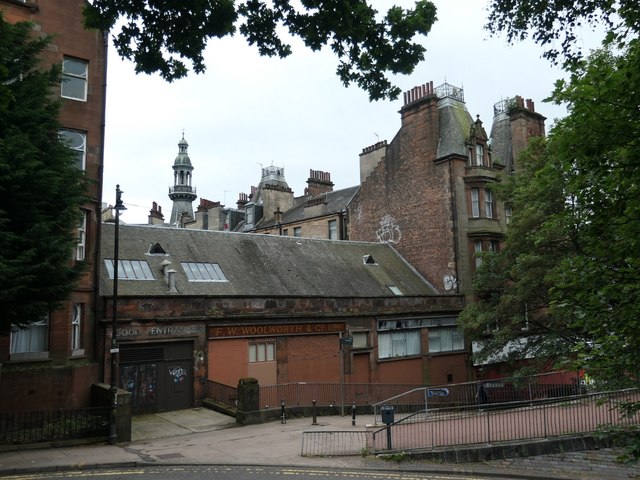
371 389 640 453
371 371 587 424
207 381 237 407
0 407 110 445
301 430 372 457
259 382 422 410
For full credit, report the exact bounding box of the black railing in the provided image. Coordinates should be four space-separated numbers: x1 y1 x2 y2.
0 407 110 445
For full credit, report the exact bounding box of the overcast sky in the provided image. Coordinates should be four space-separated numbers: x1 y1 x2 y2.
103 0 602 224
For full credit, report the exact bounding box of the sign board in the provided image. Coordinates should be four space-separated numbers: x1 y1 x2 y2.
340 337 353 345
427 387 450 397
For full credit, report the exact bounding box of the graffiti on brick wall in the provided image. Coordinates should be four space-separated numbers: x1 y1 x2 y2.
443 274 458 292
376 214 401 244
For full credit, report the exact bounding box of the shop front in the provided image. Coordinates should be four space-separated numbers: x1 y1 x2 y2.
106 324 207 414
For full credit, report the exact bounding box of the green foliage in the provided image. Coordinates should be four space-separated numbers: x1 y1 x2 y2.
486 0 640 67
461 41 640 455
0 14 87 333
83 0 437 100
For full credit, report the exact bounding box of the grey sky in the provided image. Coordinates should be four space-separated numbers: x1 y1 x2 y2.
103 0 602 224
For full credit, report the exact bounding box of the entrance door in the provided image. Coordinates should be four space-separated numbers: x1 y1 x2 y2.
120 341 193 413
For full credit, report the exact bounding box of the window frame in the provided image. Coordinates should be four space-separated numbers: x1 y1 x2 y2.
474 240 484 268
293 226 302 237
428 327 465 354
76 211 87 261
475 144 484 166
351 331 369 349
471 188 480 218
378 329 421 359
61 56 88 101
10 314 50 359
249 341 276 363
328 219 338 239
484 188 494 218
71 303 84 354
59 129 87 170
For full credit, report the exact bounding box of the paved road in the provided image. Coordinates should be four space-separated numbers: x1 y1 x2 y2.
0 464 515 480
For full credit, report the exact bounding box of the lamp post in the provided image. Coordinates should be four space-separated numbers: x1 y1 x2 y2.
109 185 126 445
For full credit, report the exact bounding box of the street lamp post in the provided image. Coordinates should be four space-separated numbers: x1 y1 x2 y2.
109 185 126 445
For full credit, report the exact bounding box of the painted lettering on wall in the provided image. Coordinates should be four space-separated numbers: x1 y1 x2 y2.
376 214 401 244
107 324 204 339
209 322 346 338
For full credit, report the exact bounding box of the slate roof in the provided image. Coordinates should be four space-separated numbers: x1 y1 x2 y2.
436 97 473 159
257 185 359 229
101 223 437 298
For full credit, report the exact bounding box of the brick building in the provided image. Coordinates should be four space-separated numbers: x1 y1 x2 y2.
0 0 107 411
100 224 465 413
349 81 545 298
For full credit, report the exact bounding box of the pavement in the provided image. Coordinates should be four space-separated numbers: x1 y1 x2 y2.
0 408 636 479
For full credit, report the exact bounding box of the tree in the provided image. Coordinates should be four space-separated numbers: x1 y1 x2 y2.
486 0 640 66
461 39 640 384
0 14 87 334
82 0 437 101
459 138 584 369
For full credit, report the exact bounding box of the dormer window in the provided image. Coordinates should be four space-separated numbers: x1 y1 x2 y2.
474 144 484 166
148 243 166 255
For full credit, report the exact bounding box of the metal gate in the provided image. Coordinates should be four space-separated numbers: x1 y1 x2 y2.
120 342 193 414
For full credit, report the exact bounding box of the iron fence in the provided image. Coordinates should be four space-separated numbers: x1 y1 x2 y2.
259 382 422 410
301 430 372 457
0 406 110 445
207 381 238 407
371 388 640 453
371 370 587 424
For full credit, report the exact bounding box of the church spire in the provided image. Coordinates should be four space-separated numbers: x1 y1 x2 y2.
168 133 197 225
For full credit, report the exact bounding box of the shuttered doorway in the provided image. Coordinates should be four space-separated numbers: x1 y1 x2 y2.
120 341 193 414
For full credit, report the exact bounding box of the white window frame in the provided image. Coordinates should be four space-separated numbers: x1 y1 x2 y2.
71 303 84 354
10 314 49 358
505 205 513 225
471 188 480 218
61 56 88 101
328 219 337 239
76 211 87 261
293 227 302 237
484 189 494 218
475 144 484 166
249 341 275 363
378 330 420 359
428 327 465 353
59 129 86 170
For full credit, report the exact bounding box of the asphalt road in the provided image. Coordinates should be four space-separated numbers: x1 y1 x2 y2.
0 465 526 480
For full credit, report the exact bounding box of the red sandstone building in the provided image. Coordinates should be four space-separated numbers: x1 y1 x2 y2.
0 0 106 411
100 224 466 413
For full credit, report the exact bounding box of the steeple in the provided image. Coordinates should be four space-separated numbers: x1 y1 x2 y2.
168 134 197 225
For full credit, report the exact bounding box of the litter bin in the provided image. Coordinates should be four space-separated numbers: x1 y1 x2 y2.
380 405 395 425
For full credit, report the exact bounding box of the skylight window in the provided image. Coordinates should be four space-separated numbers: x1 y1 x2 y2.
104 259 154 280
388 285 404 296
181 262 228 282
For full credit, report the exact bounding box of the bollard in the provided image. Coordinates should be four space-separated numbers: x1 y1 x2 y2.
281 400 286 424
312 400 318 425
351 402 356 426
